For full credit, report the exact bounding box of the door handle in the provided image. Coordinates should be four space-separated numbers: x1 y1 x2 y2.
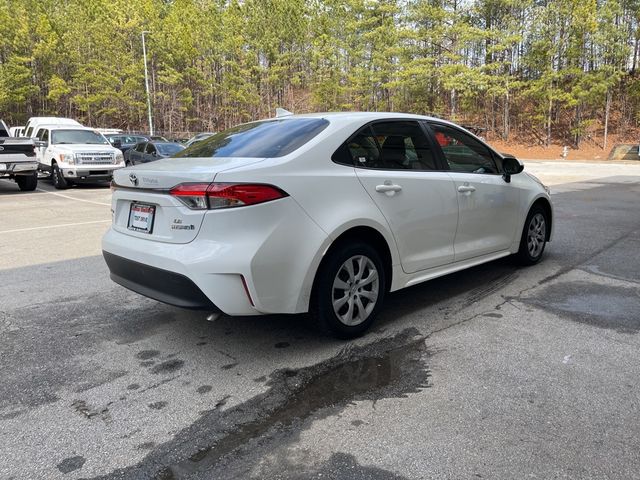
457 185 476 193
376 184 402 193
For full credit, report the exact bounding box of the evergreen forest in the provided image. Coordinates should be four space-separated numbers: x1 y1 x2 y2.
1 0 639 147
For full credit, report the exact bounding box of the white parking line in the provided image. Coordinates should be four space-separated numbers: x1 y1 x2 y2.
35 187 111 206
0 219 111 234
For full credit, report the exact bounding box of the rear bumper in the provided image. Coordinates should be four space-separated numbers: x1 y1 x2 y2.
0 161 38 175
102 196 330 315
103 251 218 310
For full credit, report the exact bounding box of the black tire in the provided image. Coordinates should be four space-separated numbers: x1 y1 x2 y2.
516 205 548 265
16 172 38 191
51 163 68 190
311 241 386 339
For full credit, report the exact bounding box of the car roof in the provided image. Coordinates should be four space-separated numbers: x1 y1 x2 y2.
39 125 98 131
255 111 461 128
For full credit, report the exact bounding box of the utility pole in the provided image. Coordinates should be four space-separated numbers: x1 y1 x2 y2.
141 31 154 136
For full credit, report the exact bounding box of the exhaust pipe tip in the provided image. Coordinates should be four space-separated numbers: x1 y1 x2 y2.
206 312 221 322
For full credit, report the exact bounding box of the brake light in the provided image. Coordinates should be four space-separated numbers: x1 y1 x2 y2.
170 183 288 210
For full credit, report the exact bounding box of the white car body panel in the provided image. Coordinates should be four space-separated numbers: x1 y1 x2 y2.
447 171 521 261
102 112 553 320
355 169 459 273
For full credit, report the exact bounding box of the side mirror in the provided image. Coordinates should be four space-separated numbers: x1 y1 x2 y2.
34 140 47 148
113 140 122 149
502 155 524 183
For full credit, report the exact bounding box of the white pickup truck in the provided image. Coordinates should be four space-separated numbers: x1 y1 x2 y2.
34 126 125 189
0 120 38 191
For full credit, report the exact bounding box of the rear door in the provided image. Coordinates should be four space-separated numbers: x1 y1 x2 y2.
130 143 145 164
427 122 520 261
347 120 459 273
144 143 157 163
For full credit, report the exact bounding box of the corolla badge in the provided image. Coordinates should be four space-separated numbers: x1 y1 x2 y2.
129 173 138 186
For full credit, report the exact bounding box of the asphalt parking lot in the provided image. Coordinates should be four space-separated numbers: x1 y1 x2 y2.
1 161 640 479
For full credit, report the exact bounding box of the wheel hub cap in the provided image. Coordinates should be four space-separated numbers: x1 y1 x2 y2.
332 255 379 326
527 213 546 258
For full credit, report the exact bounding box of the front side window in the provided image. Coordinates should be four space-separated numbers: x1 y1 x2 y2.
178 118 329 158
145 143 156 155
429 123 498 174
51 129 108 145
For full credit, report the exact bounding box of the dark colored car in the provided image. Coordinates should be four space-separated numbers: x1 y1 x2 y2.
105 134 151 155
125 141 185 165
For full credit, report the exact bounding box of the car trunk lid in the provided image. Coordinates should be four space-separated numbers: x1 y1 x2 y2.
111 156 264 244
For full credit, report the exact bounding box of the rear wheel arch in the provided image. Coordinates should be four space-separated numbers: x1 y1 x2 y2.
309 226 392 338
313 225 393 296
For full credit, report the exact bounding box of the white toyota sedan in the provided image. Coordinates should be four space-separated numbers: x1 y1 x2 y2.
102 112 552 338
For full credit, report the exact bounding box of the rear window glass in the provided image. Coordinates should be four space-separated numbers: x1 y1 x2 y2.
177 118 329 158
156 143 185 155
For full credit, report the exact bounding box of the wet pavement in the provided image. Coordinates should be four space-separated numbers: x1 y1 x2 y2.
1 165 640 479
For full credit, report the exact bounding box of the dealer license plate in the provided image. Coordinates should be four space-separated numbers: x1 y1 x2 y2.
128 203 156 234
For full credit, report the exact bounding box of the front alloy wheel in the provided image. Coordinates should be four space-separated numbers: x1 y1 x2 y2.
527 213 546 258
517 205 548 265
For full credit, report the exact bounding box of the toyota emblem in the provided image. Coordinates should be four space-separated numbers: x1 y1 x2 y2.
129 173 138 186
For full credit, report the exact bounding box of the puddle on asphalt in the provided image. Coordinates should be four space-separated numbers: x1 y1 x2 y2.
157 330 430 479
527 281 640 333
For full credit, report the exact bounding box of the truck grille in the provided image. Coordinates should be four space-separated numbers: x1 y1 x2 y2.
75 152 114 165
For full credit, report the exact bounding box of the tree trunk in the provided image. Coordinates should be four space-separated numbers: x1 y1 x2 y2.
604 88 611 150
451 88 456 119
546 96 552 147
503 89 510 140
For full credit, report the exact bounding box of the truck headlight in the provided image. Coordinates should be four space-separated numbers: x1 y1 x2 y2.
60 153 75 165
115 152 124 164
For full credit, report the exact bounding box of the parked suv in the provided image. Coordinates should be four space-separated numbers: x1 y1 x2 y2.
35 126 125 189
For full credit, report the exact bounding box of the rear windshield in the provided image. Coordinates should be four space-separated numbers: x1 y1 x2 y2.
156 143 185 155
177 118 329 158
52 129 109 145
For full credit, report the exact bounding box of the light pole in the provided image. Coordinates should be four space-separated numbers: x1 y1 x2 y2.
141 31 154 136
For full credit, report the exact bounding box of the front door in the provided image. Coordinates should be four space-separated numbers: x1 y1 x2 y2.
348 120 459 274
427 122 520 261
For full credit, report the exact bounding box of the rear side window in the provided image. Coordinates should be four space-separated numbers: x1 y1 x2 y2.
177 118 329 158
332 126 380 167
332 121 438 171
371 121 437 170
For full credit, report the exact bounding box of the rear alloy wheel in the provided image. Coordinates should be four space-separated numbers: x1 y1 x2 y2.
16 172 37 191
516 205 548 265
312 242 385 339
52 163 68 190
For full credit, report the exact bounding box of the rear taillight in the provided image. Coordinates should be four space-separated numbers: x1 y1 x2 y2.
170 183 288 210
